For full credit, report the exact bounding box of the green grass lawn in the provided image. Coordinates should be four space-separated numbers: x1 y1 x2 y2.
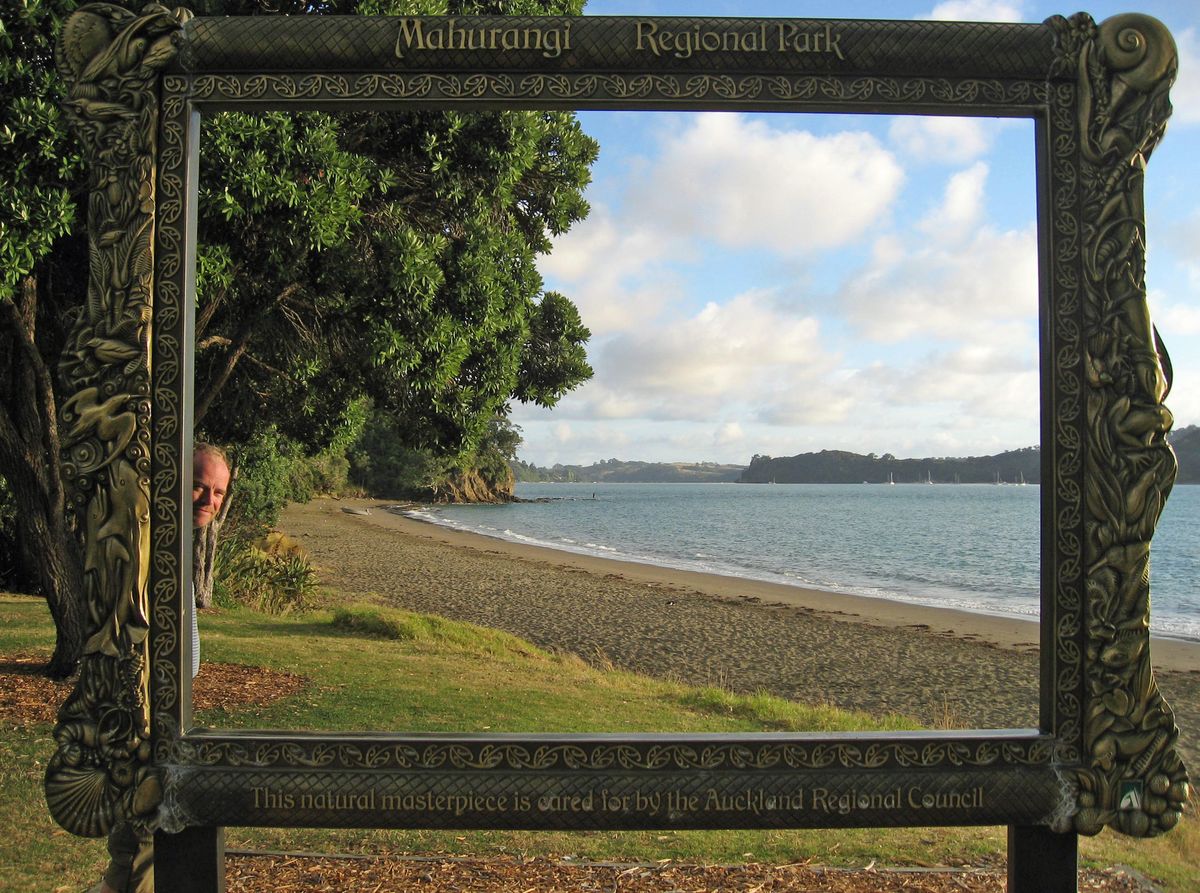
3 592 1196 892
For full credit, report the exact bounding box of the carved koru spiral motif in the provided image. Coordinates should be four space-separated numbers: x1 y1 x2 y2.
1048 11 1190 838
47 2 191 838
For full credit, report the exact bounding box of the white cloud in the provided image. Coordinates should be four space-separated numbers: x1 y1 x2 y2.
1171 28 1200 126
539 206 686 335
919 162 988 237
853 349 1037 418
597 290 829 412
889 117 997 164
838 164 1037 344
713 421 745 447
1154 300 1200 337
547 289 842 427
923 0 1025 22
629 114 904 254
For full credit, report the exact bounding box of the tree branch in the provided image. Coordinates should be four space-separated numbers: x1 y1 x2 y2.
0 283 65 509
194 282 303 425
195 262 244 340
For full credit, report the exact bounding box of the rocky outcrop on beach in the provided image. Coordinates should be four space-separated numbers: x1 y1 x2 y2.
432 466 515 503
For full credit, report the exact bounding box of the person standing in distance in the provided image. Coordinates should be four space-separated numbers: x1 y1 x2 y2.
91 444 230 893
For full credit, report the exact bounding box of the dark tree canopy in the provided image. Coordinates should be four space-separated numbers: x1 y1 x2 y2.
192 6 597 456
0 0 598 673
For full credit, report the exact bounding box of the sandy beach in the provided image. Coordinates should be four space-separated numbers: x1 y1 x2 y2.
279 498 1198 760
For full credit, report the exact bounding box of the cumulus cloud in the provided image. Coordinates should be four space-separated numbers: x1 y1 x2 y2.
1171 28 1200 126
853 348 1037 417
539 206 685 335
889 117 1002 164
838 164 1037 344
919 162 988 237
713 421 745 447
1153 300 1200 337
628 114 904 254
567 289 839 424
922 0 1025 22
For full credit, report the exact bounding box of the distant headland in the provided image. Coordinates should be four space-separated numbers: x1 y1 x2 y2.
514 424 1200 485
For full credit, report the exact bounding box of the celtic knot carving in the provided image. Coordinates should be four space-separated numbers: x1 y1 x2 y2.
175 736 1051 773
186 71 1046 110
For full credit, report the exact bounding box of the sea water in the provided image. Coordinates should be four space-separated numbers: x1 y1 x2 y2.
407 482 1199 642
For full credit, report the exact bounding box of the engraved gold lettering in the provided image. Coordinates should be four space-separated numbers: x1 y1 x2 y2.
634 20 844 60
827 25 844 60
252 786 294 810
395 18 571 60
906 786 985 810
537 791 594 812
394 18 425 58
635 21 660 56
775 22 846 59
298 790 376 811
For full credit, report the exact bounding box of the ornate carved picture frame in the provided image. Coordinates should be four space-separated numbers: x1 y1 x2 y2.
49 5 1188 861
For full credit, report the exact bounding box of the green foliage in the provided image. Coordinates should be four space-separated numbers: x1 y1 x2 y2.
348 409 449 499
0 0 83 301
291 447 353 496
514 290 592 406
191 6 599 461
741 446 1041 484
212 537 318 614
214 425 358 545
459 414 522 491
348 410 524 500
219 428 312 539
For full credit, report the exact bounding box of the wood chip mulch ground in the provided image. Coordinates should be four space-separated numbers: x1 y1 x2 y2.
5 653 1163 892
224 852 1158 892
0 652 308 725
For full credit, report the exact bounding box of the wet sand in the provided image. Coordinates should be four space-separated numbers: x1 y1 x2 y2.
278 499 1198 757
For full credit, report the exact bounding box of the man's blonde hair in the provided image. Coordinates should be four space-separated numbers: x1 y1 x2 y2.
194 441 230 470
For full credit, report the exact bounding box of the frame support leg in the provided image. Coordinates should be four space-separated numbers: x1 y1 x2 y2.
1007 824 1077 892
155 825 225 893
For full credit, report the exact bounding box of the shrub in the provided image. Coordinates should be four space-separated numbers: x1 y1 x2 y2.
213 536 318 615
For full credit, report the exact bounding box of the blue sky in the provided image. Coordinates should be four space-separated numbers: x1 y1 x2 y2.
514 0 1200 467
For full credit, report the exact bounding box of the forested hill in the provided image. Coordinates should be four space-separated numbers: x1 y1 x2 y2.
513 459 744 483
739 447 1041 485
513 428 1200 486
1170 424 1200 483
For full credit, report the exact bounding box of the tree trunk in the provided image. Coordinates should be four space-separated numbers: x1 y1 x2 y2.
0 278 86 679
1 456 86 676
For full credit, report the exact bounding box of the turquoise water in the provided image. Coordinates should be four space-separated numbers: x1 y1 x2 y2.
408 482 1199 642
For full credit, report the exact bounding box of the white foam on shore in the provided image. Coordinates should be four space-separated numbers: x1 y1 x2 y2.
394 506 1049 627
391 505 1199 642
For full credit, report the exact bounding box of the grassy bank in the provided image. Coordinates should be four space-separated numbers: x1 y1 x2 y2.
2 592 1196 892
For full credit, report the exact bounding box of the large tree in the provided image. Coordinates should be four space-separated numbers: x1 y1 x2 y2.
0 0 88 678
0 0 597 670
191 85 596 457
